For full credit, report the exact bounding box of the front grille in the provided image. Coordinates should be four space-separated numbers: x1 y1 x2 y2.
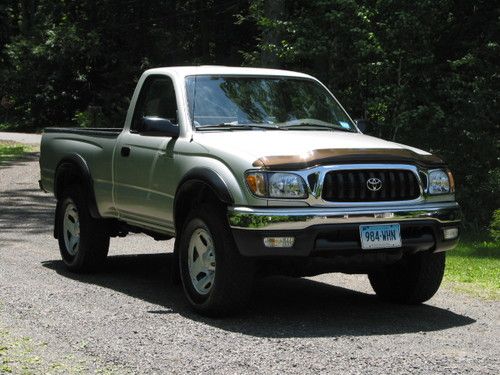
321 169 420 202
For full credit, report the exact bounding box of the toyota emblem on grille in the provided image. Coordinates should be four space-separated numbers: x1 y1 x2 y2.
366 177 383 192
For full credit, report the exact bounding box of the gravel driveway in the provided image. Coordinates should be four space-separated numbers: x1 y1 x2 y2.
0 155 498 374
0 131 41 145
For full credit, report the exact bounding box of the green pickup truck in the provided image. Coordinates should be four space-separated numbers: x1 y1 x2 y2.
40 66 461 316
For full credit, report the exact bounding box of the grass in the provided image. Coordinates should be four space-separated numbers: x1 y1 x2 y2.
0 141 38 164
444 234 500 300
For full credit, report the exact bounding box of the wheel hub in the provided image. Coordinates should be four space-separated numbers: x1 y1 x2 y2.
187 227 216 295
63 201 80 256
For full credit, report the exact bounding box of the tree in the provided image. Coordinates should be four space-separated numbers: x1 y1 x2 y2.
0 0 497 227
246 0 499 227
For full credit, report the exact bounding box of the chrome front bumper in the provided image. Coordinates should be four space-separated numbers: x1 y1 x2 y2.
228 202 461 231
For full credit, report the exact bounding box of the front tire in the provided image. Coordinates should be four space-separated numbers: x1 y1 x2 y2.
179 203 254 317
57 185 110 272
368 251 445 304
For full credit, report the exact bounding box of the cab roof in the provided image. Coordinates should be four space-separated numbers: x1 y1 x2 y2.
144 65 315 80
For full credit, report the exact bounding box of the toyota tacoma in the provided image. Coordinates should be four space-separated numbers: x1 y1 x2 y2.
39 66 461 316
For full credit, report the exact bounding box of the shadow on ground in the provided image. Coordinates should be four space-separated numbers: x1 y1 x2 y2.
0 151 39 169
0 152 54 241
0 187 54 238
42 253 475 338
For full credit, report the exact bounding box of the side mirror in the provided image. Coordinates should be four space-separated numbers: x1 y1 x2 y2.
140 116 179 138
355 119 377 134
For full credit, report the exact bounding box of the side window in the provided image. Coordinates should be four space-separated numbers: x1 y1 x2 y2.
132 75 178 131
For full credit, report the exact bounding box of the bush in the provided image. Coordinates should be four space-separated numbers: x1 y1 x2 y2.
73 106 105 128
490 209 500 242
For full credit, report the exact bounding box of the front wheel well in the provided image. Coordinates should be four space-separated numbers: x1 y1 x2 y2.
174 180 226 235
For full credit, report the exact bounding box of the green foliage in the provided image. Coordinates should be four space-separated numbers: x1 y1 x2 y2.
0 0 498 227
73 106 106 128
0 0 254 130
246 0 499 228
490 209 500 242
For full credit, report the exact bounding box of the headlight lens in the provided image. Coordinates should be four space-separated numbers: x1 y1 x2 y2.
428 169 452 194
246 172 307 198
269 173 307 198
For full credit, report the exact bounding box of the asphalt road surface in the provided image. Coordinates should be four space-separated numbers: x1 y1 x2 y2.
0 154 498 374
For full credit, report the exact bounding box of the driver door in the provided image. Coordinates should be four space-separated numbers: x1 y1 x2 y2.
113 75 178 232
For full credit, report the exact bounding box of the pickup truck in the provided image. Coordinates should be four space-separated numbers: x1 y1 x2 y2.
40 66 461 316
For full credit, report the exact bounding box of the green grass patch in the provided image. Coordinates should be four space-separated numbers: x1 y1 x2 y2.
0 141 38 164
445 234 500 300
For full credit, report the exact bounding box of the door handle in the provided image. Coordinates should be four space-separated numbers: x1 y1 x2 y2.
121 146 131 157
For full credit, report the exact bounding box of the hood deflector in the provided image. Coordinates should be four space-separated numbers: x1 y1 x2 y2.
252 148 444 170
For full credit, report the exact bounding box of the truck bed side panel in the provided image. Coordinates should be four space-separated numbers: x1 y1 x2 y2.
40 128 122 218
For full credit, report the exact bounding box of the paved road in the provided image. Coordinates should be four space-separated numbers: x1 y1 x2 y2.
0 156 499 374
0 131 41 145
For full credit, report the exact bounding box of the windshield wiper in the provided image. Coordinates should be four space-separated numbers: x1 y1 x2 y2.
196 123 281 131
280 122 354 132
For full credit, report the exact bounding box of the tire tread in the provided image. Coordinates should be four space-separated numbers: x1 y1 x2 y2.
57 185 109 272
179 202 254 317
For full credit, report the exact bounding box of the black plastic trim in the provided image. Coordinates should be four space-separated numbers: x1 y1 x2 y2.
54 154 101 219
176 167 234 205
231 220 459 257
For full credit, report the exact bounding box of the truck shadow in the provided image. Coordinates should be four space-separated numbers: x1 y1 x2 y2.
42 253 475 338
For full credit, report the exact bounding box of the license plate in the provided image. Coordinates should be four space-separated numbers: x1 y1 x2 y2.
359 224 402 250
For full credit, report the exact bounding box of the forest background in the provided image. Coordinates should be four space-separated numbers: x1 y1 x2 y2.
0 0 498 231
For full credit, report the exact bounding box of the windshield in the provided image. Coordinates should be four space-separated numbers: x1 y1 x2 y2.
185 75 356 132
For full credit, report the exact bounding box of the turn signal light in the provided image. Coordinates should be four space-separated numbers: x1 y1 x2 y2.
246 173 267 196
447 170 456 193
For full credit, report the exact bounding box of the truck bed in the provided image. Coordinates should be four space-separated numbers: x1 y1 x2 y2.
40 127 123 218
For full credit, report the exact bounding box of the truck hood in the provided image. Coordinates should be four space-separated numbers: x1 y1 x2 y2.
192 130 443 169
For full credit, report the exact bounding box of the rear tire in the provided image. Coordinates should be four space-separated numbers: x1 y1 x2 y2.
57 185 110 272
178 202 254 317
368 251 445 304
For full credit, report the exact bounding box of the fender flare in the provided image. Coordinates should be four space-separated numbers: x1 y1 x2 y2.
175 167 234 206
54 153 101 219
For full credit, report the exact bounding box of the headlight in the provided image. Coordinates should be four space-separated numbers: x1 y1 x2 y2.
428 169 454 195
245 172 307 198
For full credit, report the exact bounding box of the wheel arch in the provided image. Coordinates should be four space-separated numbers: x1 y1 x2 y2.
53 154 101 238
174 168 233 235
